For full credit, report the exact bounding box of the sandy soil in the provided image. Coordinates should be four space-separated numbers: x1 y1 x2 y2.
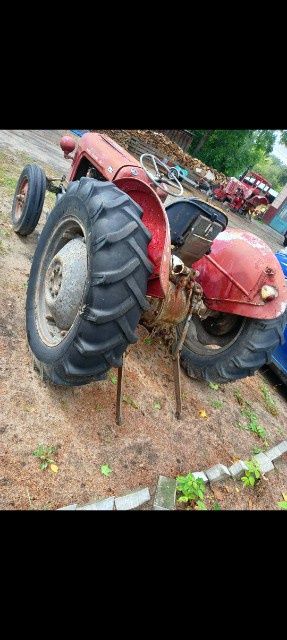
0 131 286 511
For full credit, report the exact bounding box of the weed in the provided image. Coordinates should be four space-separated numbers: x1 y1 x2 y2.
211 400 223 409
108 372 117 385
277 501 287 510
123 395 139 409
241 459 261 488
100 465 112 477
176 472 207 509
234 389 244 406
240 407 266 439
209 382 219 390
261 384 278 416
32 444 58 471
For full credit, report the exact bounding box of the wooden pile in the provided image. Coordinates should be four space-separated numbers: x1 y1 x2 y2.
99 129 227 184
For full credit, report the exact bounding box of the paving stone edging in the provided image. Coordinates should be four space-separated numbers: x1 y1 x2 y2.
57 440 287 511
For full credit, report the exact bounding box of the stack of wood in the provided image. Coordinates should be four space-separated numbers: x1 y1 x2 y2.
99 129 227 184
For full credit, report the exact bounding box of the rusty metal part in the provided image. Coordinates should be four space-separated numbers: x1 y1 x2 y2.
173 353 182 420
116 356 125 426
15 178 28 221
142 280 191 327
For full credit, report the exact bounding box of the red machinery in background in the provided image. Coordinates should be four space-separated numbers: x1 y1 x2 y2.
213 172 270 216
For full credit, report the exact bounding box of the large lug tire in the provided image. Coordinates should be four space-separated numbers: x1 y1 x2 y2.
11 164 46 235
179 310 287 383
26 178 152 386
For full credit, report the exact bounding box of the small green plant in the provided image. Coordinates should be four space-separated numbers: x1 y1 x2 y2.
100 464 112 477
277 501 287 510
176 473 206 509
240 407 266 439
123 395 139 409
144 337 153 345
241 459 261 488
32 444 58 471
211 400 223 409
209 382 219 390
213 501 222 511
234 389 244 406
251 445 263 455
153 401 161 410
261 384 279 416
109 372 117 385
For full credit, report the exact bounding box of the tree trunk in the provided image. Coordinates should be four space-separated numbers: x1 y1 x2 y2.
193 130 213 155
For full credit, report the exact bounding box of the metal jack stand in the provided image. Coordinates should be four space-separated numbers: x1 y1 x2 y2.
115 308 194 424
172 310 194 420
116 354 125 426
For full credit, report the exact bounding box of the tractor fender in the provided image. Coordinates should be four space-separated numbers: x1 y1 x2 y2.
114 177 171 299
193 228 287 319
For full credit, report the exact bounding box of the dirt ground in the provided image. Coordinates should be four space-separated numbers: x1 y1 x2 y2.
0 130 287 511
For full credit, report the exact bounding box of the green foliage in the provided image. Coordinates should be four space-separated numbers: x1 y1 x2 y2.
153 401 161 410
144 337 153 345
251 445 263 456
213 502 222 511
211 400 223 409
188 130 277 177
261 384 279 417
241 459 261 488
123 395 139 409
234 390 266 439
253 154 287 192
109 372 117 385
277 501 287 510
32 444 57 471
176 472 206 509
279 130 287 146
234 389 244 406
100 464 112 477
209 382 219 390
240 407 266 439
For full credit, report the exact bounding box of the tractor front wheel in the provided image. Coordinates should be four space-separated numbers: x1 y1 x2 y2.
26 178 152 386
179 310 287 383
11 164 46 235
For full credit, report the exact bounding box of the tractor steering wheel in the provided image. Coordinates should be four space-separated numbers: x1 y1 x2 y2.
140 154 184 197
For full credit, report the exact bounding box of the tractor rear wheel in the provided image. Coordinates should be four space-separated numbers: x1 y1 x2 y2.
179 310 287 383
11 164 46 235
26 177 152 386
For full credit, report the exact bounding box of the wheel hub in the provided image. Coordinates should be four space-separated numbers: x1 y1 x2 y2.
45 238 87 330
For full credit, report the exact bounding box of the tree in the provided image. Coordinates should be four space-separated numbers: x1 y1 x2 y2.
188 130 277 176
253 154 287 192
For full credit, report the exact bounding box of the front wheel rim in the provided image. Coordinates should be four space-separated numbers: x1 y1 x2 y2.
35 216 88 347
15 177 29 221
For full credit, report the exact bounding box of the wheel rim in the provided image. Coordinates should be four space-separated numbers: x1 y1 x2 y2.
35 216 88 347
185 313 246 356
15 177 29 221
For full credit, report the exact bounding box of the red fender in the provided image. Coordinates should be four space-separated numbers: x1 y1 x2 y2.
114 177 170 299
194 229 287 319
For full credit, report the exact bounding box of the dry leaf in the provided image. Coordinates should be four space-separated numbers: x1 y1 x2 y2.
248 499 253 509
282 492 287 501
199 409 208 418
50 464 58 473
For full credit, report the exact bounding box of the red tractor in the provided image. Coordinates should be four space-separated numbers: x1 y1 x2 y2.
213 176 269 219
11 132 287 420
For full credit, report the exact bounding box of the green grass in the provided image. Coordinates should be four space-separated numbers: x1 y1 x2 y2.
261 384 279 416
